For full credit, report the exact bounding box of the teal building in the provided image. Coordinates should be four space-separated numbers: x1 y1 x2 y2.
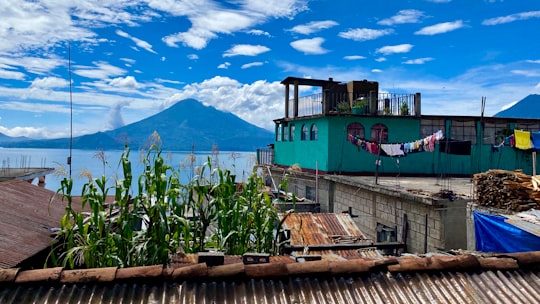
264 76 540 177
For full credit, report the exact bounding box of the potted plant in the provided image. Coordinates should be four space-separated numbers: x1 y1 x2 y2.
352 98 367 115
336 101 351 114
400 101 409 116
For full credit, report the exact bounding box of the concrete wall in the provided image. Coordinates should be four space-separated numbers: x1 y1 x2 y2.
272 168 468 253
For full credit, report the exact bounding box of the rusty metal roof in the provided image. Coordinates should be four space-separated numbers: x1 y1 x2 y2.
0 180 68 268
281 212 371 246
1 252 540 303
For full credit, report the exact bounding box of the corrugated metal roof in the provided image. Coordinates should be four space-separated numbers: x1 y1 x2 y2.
0 180 69 268
1 266 539 303
1 251 540 303
281 212 371 246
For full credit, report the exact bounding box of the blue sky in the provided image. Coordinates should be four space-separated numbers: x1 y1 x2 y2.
1 0 539 139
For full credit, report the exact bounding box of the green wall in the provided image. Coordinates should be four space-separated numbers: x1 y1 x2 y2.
273 116 540 176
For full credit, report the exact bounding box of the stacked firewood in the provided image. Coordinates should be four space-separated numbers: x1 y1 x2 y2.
473 169 540 211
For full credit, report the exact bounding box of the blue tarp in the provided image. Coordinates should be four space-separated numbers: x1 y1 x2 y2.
474 211 540 253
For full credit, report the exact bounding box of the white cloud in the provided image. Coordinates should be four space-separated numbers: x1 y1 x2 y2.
376 44 413 55
415 20 465 35
166 76 283 130
378 9 424 26
187 54 199 60
105 101 128 130
371 69 383 73
116 29 157 54
344 55 366 60
155 78 183 85
30 77 69 89
483 11 540 26
0 69 26 80
108 76 140 89
375 57 387 62
289 20 338 35
511 70 540 77
290 37 328 55
0 56 64 75
158 0 307 49
218 62 231 69
403 58 434 65
339 28 393 41
223 44 270 57
241 62 264 69
74 61 127 79
247 29 271 37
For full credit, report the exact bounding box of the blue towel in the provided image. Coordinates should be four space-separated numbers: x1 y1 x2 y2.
532 132 540 150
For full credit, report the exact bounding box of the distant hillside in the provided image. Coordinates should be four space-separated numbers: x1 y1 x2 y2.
0 133 30 143
494 94 540 119
0 99 274 151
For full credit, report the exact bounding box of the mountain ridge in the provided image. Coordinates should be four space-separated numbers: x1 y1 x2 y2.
0 99 274 151
494 94 540 119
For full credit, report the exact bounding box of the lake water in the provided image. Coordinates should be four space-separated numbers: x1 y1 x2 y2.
0 148 257 195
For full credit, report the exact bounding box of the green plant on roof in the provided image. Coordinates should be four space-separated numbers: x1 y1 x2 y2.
47 135 287 269
352 98 367 108
400 101 409 115
336 101 351 113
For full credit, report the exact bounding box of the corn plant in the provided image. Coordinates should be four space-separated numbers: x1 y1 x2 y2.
48 141 286 269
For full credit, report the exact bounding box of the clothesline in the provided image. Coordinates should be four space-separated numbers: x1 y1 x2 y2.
494 130 540 151
347 130 444 157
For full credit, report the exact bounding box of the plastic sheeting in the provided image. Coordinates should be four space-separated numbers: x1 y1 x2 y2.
474 211 540 253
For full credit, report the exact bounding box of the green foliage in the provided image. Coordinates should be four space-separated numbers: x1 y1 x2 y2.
47 142 285 269
400 101 409 115
336 101 351 114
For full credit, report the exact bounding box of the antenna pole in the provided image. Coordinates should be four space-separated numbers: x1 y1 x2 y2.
68 42 73 178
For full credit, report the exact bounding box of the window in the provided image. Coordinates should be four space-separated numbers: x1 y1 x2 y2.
306 185 316 200
347 122 364 140
515 122 540 131
301 124 308 140
370 123 388 143
451 120 476 144
376 223 397 242
421 119 445 138
310 124 318 140
483 122 510 145
283 124 289 141
276 124 282 141
289 124 295 141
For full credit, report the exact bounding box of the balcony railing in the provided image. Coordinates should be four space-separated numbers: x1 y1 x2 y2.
287 92 419 118
256 148 274 166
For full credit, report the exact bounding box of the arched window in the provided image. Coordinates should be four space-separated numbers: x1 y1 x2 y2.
347 122 364 139
290 124 295 141
301 124 308 140
310 124 318 140
370 123 388 143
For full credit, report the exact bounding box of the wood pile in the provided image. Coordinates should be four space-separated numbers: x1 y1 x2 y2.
473 169 540 212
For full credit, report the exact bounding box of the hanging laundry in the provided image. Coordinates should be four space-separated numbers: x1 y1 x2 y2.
514 130 533 150
381 143 404 156
347 130 444 157
531 131 540 150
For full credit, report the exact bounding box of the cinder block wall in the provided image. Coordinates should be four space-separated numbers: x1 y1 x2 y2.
331 181 445 253
272 168 467 254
